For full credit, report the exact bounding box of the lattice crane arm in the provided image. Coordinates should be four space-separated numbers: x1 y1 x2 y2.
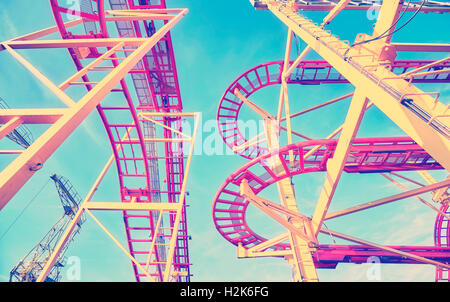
9 174 84 282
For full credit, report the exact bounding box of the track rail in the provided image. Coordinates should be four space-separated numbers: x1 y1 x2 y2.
49 0 190 281
435 203 449 281
212 137 443 249
217 60 450 160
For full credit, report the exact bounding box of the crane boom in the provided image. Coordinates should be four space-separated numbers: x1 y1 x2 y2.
9 174 84 282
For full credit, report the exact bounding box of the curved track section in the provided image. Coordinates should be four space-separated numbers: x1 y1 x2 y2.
50 0 190 282
212 137 443 249
435 202 449 281
217 60 450 159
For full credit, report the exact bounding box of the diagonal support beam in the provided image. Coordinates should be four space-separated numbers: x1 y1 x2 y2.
1 19 83 45
234 89 275 120
311 89 368 237
264 1 450 170
0 117 23 141
162 113 200 282
262 118 319 282
36 153 116 282
325 178 450 220
85 208 156 281
0 9 188 211
240 179 316 244
237 233 292 258
3 44 77 107
320 227 450 269
381 173 450 220
58 42 125 91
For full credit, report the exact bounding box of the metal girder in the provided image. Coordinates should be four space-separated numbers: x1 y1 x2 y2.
262 1 450 170
261 117 319 282
36 112 199 282
320 228 450 269
325 178 450 220
251 0 450 13
311 89 369 236
216 0 450 283
0 9 188 211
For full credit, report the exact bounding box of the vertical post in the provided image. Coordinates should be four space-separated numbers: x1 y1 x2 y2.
278 29 295 164
36 154 115 282
163 113 199 281
263 118 319 282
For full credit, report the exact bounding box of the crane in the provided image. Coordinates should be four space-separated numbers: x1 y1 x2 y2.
0 97 33 149
9 174 85 282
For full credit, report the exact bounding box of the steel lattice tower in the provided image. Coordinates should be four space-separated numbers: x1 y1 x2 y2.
9 174 84 282
0 0 197 282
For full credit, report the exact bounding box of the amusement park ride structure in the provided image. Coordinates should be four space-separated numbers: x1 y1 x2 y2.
213 0 450 282
0 0 197 282
0 0 449 282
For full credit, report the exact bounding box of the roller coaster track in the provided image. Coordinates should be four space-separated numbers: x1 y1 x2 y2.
213 0 450 281
218 60 450 159
49 0 190 282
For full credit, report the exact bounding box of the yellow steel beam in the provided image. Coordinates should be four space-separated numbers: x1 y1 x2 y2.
234 89 275 120
392 43 450 53
162 113 200 281
0 109 67 124
380 173 450 220
283 0 353 80
233 131 266 152
0 9 187 210
371 0 403 46
58 42 125 91
246 233 289 254
417 171 449 203
262 118 319 282
1 19 83 44
3 44 77 107
0 117 23 141
85 202 181 211
400 57 450 78
262 1 450 170
325 178 450 220
281 92 354 122
311 89 368 237
36 153 117 282
139 114 191 139
85 208 157 281
2 38 149 50
238 239 292 258
322 0 352 26
321 227 450 269
240 180 316 244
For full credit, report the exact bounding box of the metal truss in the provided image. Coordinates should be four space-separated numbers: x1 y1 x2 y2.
0 0 195 282
9 174 85 282
213 0 450 282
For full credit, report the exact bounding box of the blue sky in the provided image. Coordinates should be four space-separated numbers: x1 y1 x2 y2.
0 0 449 282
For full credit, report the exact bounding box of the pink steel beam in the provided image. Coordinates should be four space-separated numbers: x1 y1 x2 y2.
217 60 450 159
212 137 444 249
251 0 450 13
435 203 449 281
314 245 450 269
125 0 190 282
49 0 191 281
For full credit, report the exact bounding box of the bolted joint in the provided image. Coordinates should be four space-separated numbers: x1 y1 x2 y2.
29 162 43 172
